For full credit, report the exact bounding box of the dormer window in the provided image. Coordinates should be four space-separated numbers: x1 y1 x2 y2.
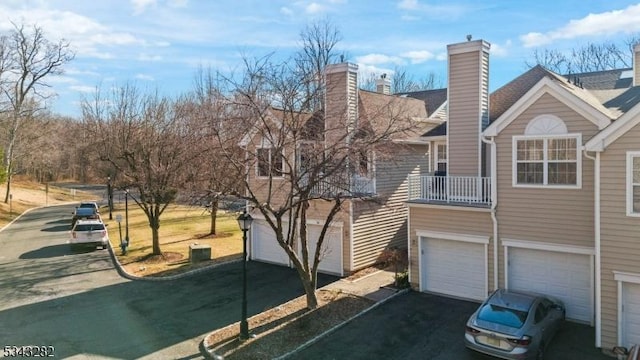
512 115 581 188
627 151 640 216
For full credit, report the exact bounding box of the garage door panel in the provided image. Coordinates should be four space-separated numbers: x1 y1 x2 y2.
508 248 592 323
421 237 486 301
251 220 290 265
304 225 342 276
623 283 640 347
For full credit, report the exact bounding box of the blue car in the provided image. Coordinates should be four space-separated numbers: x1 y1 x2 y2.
465 289 565 360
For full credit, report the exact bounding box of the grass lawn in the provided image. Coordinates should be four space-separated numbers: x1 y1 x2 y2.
103 203 243 277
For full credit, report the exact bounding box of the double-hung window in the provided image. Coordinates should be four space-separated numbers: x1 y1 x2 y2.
257 147 284 178
435 143 447 174
512 135 580 187
627 151 640 216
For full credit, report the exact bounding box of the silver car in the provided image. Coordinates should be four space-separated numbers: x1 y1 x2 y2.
465 289 565 360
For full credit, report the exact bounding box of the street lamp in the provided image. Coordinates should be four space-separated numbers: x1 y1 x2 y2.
236 210 253 340
122 189 129 254
107 176 113 220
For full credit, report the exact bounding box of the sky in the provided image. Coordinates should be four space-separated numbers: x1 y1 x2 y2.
2 0 640 118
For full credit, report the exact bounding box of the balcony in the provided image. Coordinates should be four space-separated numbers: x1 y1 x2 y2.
301 173 376 197
408 174 491 207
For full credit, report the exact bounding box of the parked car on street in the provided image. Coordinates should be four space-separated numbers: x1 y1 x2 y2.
71 206 100 227
465 289 565 360
69 219 109 249
614 344 640 360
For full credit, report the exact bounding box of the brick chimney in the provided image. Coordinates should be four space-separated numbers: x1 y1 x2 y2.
375 73 391 95
324 62 359 143
446 39 490 177
634 43 640 87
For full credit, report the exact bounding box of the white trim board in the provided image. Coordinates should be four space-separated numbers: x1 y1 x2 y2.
501 238 595 255
416 230 489 244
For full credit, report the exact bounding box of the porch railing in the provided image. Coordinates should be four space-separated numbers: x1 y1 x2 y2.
408 174 491 206
300 173 376 197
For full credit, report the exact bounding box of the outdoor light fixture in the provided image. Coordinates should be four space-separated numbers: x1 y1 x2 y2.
107 176 113 220
237 210 253 340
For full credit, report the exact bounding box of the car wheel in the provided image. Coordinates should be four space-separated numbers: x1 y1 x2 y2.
536 343 545 360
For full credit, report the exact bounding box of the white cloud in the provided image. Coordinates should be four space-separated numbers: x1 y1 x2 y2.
490 40 511 57
70 85 98 93
398 0 419 10
356 53 404 65
305 3 325 14
520 4 640 47
435 52 447 61
132 0 157 15
401 50 434 64
280 7 294 16
397 0 469 18
135 74 155 81
138 53 163 61
168 0 188 8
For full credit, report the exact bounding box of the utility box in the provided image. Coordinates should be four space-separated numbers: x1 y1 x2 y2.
189 244 211 262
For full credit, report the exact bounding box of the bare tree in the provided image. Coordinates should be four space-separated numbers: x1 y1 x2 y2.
294 19 345 111
361 65 443 93
0 22 74 203
82 84 201 255
526 36 640 74
211 53 422 309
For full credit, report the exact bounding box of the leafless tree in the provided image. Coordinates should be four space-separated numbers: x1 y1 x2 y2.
294 19 345 112
526 36 640 74
0 22 74 203
82 84 202 256
211 53 422 309
361 65 443 93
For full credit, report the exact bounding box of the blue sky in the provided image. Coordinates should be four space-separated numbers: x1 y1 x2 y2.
2 0 640 118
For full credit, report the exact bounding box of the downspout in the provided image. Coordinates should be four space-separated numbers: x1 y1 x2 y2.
482 135 498 292
584 148 601 347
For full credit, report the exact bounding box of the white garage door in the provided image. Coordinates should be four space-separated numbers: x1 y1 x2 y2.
622 283 640 348
508 247 592 323
420 237 486 301
300 224 342 276
250 220 290 266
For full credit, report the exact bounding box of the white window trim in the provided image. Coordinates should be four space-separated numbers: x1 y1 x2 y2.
613 271 640 347
511 133 582 189
626 151 640 217
256 146 285 179
434 141 447 173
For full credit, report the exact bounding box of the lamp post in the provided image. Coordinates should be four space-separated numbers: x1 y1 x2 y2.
236 210 253 340
123 189 129 254
107 176 113 220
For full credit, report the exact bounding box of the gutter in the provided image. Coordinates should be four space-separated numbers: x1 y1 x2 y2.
481 135 499 292
584 148 601 348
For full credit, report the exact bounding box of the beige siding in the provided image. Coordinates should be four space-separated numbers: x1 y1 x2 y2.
448 50 485 176
351 144 429 271
599 123 640 348
407 206 493 290
494 94 597 288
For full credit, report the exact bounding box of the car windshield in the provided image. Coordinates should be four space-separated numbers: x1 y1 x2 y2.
74 224 105 232
477 304 528 328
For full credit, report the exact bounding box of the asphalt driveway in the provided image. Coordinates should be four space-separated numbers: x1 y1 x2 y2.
290 291 610 360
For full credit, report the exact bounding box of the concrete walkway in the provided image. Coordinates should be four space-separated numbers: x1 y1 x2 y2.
321 268 403 302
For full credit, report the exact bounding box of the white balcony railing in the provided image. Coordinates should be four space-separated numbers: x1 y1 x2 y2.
408 174 491 206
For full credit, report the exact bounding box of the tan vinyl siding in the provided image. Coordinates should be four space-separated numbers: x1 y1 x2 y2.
599 123 640 348
448 51 483 176
407 206 493 290
494 93 598 289
351 144 429 271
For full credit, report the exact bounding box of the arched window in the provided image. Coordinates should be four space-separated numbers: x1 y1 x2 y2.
512 115 581 188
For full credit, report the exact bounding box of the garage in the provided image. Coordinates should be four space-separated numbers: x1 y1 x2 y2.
507 246 593 323
419 233 488 301
300 224 343 276
622 282 640 347
250 220 290 266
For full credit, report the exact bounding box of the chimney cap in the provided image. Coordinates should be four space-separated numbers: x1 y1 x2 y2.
466 34 472 41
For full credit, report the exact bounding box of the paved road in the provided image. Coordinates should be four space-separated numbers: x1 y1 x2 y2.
0 204 336 359
290 292 611 360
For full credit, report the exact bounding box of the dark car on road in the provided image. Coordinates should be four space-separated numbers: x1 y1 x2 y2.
71 207 99 227
465 289 565 360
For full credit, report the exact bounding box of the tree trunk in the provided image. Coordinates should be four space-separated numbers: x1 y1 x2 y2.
301 275 318 309
150 214 162 255
209 199 218 235
4 172 12 204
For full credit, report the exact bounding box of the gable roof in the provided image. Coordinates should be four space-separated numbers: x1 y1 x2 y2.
398 88 447 118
